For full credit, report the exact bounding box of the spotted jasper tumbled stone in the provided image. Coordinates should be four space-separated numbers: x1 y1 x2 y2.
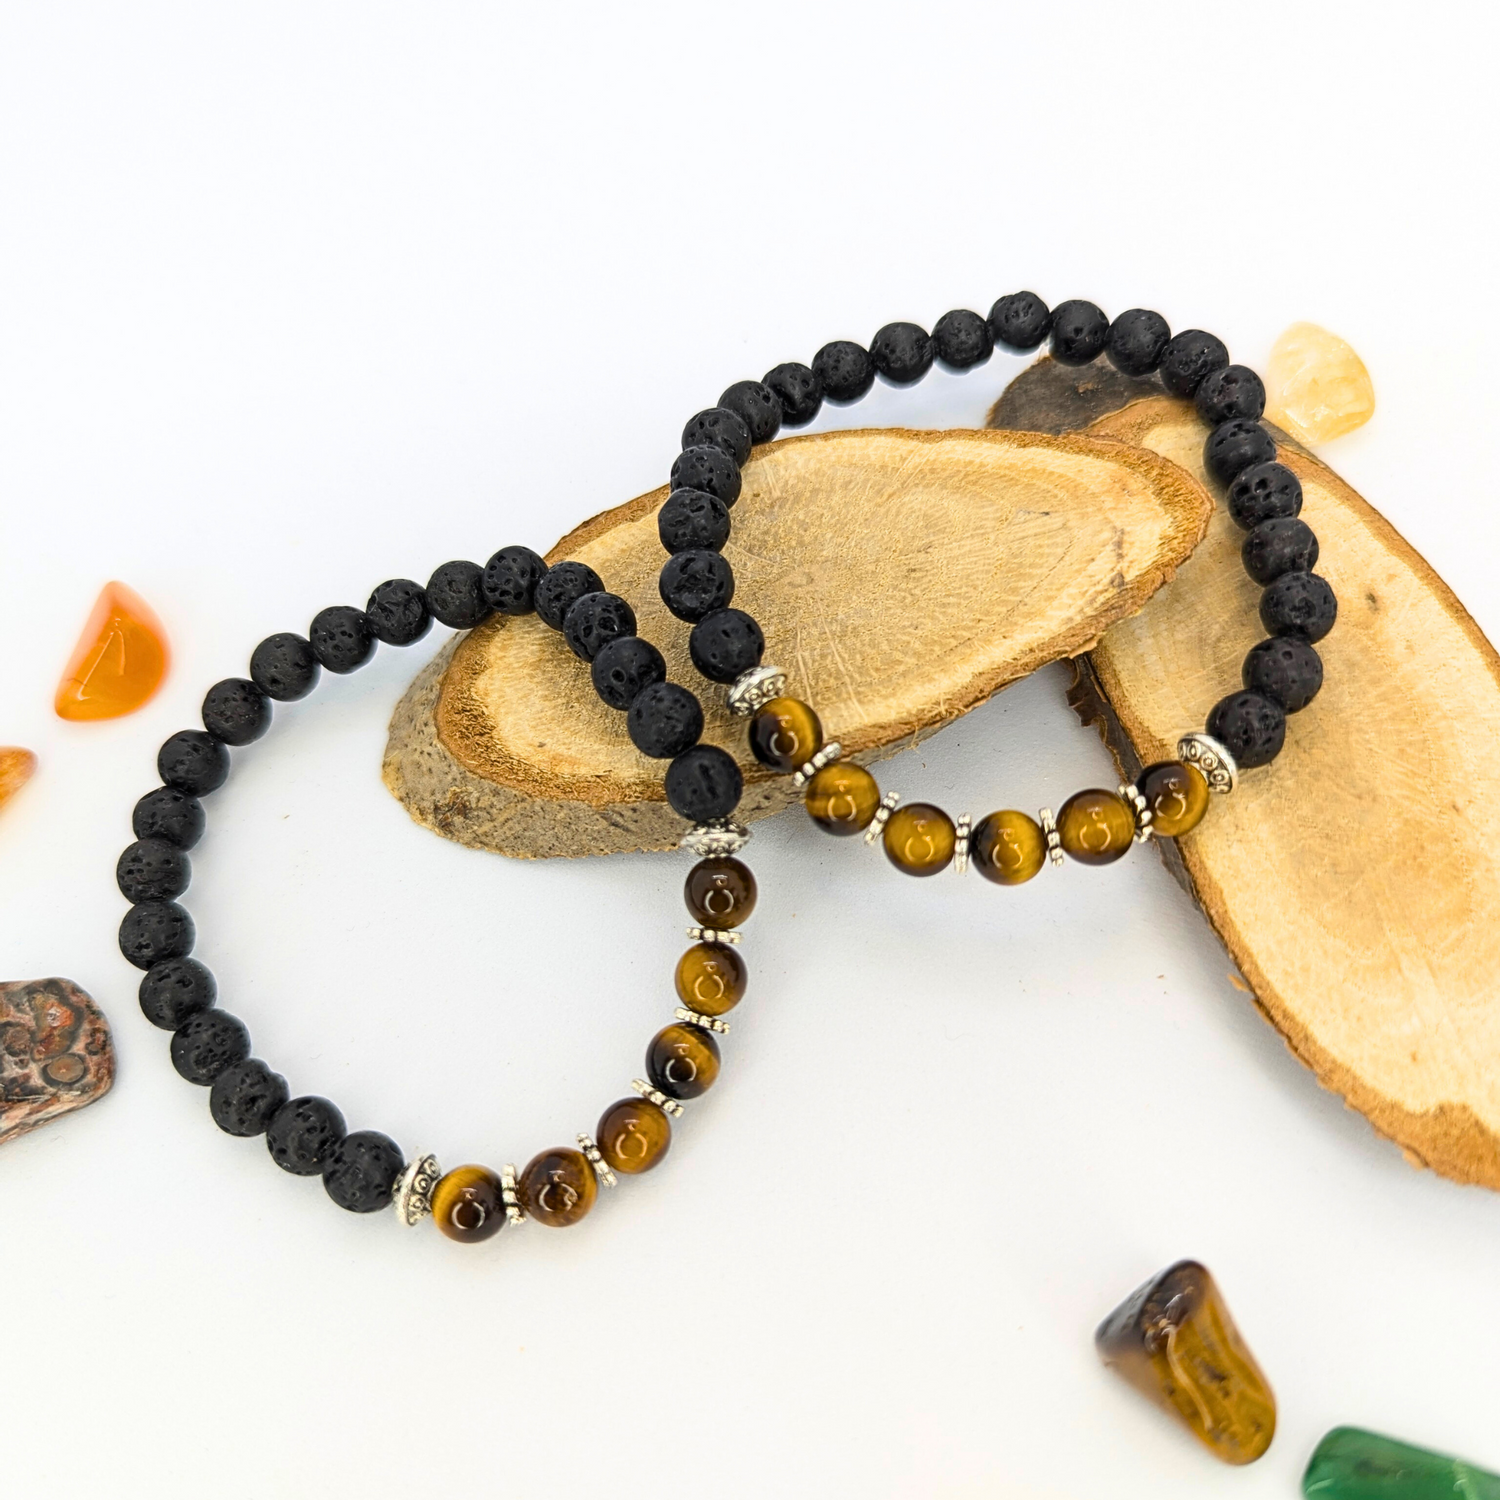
0 977 115 1145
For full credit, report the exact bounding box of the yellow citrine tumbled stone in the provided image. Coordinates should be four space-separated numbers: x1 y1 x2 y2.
1264 321 1375 445
55 581 170 721
0 748 38 817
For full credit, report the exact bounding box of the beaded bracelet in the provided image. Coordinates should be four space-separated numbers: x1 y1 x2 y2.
116 290 1335 1243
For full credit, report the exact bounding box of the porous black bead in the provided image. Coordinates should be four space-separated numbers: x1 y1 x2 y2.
267 1095 347 1176
1196 364 1267 425
1207 690 1287 770
158 730 229 797
591 636 666 710
1205 418 1277 485
988 291 1051 351
323 1130 405 1213
870 321 934 385
117 838 189 902
812 340 875 404
718 380 781 445
309 605 376 674
1159 329 1229 398
365 578 431 646
688 608 764 684
534 560 604 630
210 1059 289 1138
671 445 742 507
932 309 994 370
139 957 216 1030
1049 299 1110 366
119 900 195 969
627 682 704 759
132 786 205 850
665 744 744 822
658 489 730 555
1228 461 1303 530
1243 517 1320 585
1106 309 1171 376
763 361 822 427
250 632 320 702
562 591 636 663
681 407 752 467
202 677 271 746
1242 636 1324 713
481 545 547 615
1261 571 1338 643
170 1009 251 1086
659 549 734 623
425 560 489 629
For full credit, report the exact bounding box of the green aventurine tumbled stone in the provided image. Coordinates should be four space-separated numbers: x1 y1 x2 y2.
1303 1426 1500 1499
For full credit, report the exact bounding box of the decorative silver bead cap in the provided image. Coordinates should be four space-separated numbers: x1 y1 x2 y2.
576 1133 617 1189
501 1163 525 1226
681 820 750 858
1177 732 1238 794
953 813 973 874
631 1078 684 1117
792 742 843 789
674 1006 730 1034
392 1152 441 1226
1119 783 1154 843
1039 807 1064 867
863 790 901 846
727 664 787 716
686 925 741 945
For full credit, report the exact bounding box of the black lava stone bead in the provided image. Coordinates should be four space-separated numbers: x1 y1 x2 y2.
591 636 666 710
158 730 229 797
1159 330 1229 398
1196 364 1267 425
718 380 782 445
1242 636 1324 713
323 1130 405 1213
1207 690 1287 769
1228 461 1304 530
1261 571 1338 643
660 549 734 623
627 681 704 759
812 340 876 404
1106 309 1171 376
139 956 216 1030
870 321 934 385
309 605 376 673
170 1009 251 1086
682 407 752 467
1049 300 1110 366
210 1059 289 1138
117 838 190 903
425 560 489 629
1205 419 1277 485
119 900 195 969
988 291 1051 351
534 561 604 630
665 744 744 823
365 578 431 646
250 632 320 702
202 677 271 746
671 445 742 507
482 545 547 615
689 608 764 684
132 786 205 850
1243 517 1320 585
267 1095 347 1176
658 489 731 555
763 361 822 427
562 591 636 662
932 309 994 370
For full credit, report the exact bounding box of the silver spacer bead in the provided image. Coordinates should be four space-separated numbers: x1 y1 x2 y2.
576 1134 617 1189
1039 807 1064 867
726 664 787 716
953 813 973 874
674 1006 730 1034
1119 783 1154 843
631 1079 684 1117
863 790 902 846
680 819 750 858
792 741 843 789
392 1152 441 1226
501 1163 525 1226
1177 732 1238 795
686 925 741 945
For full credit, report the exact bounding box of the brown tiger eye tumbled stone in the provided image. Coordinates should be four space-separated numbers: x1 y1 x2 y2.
596 1096 672 1175
882 801 956 876
674 942 746 1016
804 761 880 835
519 1146 598 1227
970 810 1046 885
647 1022 721 1100
684 857 757 928
1137 760 1211 839
430 1164 505 1243
748 696 823 773
1057 788 1135 866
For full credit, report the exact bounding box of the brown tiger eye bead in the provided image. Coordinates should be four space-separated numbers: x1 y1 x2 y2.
1137 760 1211 838
596 1096 673 1175
518 1146 598 1228
748 696 823 773
430 1164 506 1244
804 761 880 835
684 857 757 928
674 942 747 1016
970 810 1046 885
882 801 955 876
1056 788 1136 866
647 1022 721 1100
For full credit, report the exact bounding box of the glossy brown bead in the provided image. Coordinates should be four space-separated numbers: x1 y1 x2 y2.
1137 760 1211 839
804 761 880 835
684 857 757 928
748 696 823 773
674 942 747 1017
596 1097 673 1175
1057 788 1135 866
882 802 955 876
430 1164 505 1244
647 1022 721 1100
970 810 1047 885
518 1146 598 1228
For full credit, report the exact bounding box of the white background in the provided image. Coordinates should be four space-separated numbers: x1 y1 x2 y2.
2 4 1497 1496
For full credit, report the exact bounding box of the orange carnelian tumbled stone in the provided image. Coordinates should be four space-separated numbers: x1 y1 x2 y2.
55 582 170 721
0 749 38 817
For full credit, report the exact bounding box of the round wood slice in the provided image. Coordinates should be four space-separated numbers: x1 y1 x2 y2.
383 427 1211 858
